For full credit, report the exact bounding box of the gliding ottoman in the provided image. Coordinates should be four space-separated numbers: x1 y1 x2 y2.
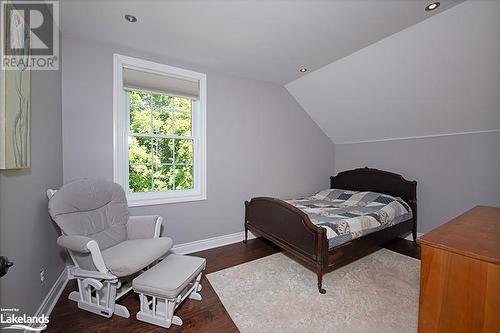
132 254 206 328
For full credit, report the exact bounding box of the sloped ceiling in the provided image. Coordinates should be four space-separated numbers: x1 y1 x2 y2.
286 1 500 143
61 0 461 84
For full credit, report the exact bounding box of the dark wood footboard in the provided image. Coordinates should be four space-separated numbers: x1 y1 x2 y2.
244 197 327 265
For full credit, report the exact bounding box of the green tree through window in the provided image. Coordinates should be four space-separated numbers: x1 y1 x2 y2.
128 90 194 192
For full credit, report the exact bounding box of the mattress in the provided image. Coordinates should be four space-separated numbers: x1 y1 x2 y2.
285 189 413 248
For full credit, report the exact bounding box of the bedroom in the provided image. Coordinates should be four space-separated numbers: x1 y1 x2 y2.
0 0 499 332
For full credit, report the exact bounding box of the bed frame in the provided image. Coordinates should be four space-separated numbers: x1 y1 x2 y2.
244 167 417 294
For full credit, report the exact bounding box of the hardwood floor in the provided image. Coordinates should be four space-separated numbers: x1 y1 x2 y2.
46 237 419 333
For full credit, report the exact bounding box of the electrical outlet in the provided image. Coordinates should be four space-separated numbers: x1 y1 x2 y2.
40 269 45 284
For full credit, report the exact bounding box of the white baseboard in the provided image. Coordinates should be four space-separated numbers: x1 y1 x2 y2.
172 230 257 255
32 267 69 322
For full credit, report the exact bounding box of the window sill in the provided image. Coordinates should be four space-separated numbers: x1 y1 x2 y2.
127 191 206 207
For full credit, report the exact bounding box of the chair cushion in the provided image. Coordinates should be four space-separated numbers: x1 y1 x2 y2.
48 179 129 251
102 238 173 277
133 254 206 298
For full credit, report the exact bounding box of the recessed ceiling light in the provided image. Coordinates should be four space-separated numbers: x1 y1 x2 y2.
299 68 307 73
425 2 440 11
125 14 137 23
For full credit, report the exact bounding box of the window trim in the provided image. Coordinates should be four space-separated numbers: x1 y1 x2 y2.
113 54 207 206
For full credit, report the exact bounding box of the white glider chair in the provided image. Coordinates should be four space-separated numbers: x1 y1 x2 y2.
47 179 173 319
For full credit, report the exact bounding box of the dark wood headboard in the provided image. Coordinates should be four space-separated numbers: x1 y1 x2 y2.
330 167 417 207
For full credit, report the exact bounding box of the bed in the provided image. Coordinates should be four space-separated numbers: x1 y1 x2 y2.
244 167 417 293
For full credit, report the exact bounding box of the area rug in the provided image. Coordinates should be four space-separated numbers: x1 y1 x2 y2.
207 248 420 333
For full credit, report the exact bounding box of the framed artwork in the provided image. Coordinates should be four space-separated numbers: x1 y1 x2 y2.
0 66 32 169
0 3 32 170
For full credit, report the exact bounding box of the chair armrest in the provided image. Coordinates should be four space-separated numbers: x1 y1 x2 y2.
57 236 108 273
69 267 117 281
127 215 162 239
57 235 92 253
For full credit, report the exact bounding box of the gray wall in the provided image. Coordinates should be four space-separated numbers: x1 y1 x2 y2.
0 69 65 315
335 131 500 232
286 0 500 143
61 37 334 244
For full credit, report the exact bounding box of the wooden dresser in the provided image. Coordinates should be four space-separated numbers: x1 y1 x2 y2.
417 206 500 333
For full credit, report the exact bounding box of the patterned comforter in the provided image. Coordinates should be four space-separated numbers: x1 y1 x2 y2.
285 189 413 248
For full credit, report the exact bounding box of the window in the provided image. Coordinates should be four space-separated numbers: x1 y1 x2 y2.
128 90 194 192
113 54 206 206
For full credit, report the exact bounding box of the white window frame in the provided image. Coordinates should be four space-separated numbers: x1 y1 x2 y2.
113 54 207 206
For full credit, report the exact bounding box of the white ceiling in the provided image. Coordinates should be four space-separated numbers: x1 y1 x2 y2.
60 0 462 84
286 1 500 143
